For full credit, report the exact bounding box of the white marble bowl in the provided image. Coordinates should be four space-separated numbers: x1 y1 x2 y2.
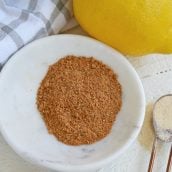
0 35 145 172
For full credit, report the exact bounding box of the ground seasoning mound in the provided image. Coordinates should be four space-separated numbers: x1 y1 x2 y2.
37 56 122 145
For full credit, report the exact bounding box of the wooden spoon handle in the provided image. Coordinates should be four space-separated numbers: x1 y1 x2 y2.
166 145 172 172
148 137 158 172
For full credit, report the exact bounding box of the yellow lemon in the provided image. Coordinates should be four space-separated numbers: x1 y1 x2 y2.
73 0 172 56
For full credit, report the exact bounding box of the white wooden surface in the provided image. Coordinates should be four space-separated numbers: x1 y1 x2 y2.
0 27 172 172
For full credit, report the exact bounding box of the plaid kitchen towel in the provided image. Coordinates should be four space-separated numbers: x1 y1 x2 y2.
0 0 73 69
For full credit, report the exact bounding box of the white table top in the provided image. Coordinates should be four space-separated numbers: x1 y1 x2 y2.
0 26 172 172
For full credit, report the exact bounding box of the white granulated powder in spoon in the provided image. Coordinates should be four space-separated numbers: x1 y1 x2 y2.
153 95 172 142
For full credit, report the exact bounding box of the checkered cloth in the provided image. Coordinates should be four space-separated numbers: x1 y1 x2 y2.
0 0 73 69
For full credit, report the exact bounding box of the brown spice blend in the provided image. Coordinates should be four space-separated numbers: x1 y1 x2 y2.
37 56 122 145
